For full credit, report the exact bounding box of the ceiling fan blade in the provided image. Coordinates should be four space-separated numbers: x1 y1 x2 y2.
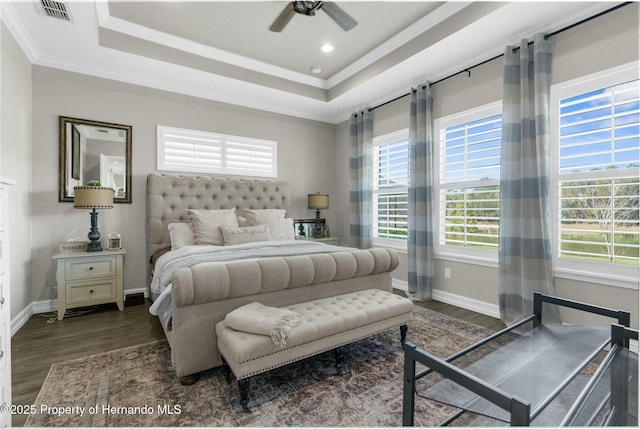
321 2 357 31
270 3 296 32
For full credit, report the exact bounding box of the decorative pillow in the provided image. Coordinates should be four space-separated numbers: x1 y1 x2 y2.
187 209 238 246
276 218 295 240
168 223 195 250
220 224 272 245
239 209 293 240
239 209 286 224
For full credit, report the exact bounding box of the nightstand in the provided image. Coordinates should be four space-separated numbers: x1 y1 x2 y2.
52 248 126 320
296 237 340 245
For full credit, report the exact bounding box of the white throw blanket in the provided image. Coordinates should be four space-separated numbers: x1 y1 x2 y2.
224 302 303 347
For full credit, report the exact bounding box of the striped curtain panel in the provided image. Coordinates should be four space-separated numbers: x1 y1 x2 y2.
349 110 373 249
499 34 559 325
407 85 435 301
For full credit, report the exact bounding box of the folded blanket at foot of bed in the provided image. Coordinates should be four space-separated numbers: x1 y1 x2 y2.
224 302 303 347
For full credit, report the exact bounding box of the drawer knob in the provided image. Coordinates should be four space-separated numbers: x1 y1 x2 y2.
90 289 94 294
89 266 94 270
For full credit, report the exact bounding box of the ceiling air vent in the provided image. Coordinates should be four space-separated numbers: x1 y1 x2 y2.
36 0 72 22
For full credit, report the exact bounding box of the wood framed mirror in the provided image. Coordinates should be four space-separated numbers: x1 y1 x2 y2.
59 116 132 203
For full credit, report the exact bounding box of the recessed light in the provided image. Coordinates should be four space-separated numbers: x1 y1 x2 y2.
320 43 334 53
310 65 322 74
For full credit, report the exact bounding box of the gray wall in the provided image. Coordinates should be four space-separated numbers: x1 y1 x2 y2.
2 4 638 330
30 67 337 307
335 3 639 327
1 23 32 320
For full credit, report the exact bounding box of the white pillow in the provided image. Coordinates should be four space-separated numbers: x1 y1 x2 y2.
187 209 239 246
239 209 293 240
168 223 195 250
276 218 295 240
220 224 272 245
239 209 285 223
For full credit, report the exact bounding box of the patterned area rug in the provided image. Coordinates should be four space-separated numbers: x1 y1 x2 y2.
25 306 495 427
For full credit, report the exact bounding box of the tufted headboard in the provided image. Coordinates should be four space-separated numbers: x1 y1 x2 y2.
146 173 290 267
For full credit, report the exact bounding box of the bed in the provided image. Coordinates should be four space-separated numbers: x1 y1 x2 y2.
146 173 400 383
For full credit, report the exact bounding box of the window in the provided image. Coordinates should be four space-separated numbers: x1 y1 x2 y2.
157 126 277 177
552 67 639 281
435 103 502 258
373 130 409 245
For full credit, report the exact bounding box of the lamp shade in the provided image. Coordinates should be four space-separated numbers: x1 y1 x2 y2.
74 186 114 209
308 193 329 210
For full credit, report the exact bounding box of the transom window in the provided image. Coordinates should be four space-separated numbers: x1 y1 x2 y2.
157 126 277 178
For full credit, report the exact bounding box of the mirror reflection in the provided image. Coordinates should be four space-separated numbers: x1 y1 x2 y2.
59 116 132 203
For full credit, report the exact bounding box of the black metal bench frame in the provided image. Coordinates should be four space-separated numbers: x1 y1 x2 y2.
560 323 638 426
402 292 631 426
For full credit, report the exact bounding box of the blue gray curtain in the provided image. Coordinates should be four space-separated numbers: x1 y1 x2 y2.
499 34 559 325
407 85 435 301
349 110 373 249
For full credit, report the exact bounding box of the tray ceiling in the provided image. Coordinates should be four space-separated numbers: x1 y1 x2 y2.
2 1 618 123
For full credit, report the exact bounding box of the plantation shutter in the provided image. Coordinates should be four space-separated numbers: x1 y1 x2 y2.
225 136 277 177
374 138 409 239
558 80 639 264
441 114 502 183
157 126 277 177
157 126 222 172
439 114 501 248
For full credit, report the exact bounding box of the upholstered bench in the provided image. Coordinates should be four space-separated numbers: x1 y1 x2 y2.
216 289 414 411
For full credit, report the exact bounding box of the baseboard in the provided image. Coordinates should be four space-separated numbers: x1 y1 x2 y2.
11 288 150 337
392 279 500 319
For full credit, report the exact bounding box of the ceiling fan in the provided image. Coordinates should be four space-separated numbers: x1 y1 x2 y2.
270 1 357 32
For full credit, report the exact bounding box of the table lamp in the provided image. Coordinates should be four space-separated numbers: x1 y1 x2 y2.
74 186 114 252
308 193 329 238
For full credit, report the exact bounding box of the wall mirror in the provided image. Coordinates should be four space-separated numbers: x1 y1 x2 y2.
59 116 132 203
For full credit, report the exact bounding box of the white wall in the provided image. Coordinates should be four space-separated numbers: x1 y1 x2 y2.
30 67 338 306
1 23 32 320
335 3 639 327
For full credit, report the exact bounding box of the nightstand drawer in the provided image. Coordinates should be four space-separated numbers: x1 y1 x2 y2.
54 248 126 320
66 279 116 304
65 256 117 281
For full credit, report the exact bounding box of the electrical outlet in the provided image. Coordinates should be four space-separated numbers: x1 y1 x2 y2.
444 267 451 279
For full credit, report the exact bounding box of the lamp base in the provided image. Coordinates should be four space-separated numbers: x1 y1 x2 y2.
87 240 102 252
313 209 324 238
87 208 103 252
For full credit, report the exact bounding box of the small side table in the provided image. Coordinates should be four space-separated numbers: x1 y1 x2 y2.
296 237 340 246
52 248 126 320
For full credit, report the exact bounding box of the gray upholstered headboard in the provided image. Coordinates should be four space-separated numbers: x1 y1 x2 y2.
146 173 290 264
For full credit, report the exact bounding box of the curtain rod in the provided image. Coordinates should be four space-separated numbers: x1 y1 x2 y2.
366 1 631 113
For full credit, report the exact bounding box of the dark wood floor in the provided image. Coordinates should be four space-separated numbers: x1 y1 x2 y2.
11 302 165 427
11 296 504 427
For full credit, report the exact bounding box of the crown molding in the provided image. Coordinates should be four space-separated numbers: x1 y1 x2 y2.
1 1 40 62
